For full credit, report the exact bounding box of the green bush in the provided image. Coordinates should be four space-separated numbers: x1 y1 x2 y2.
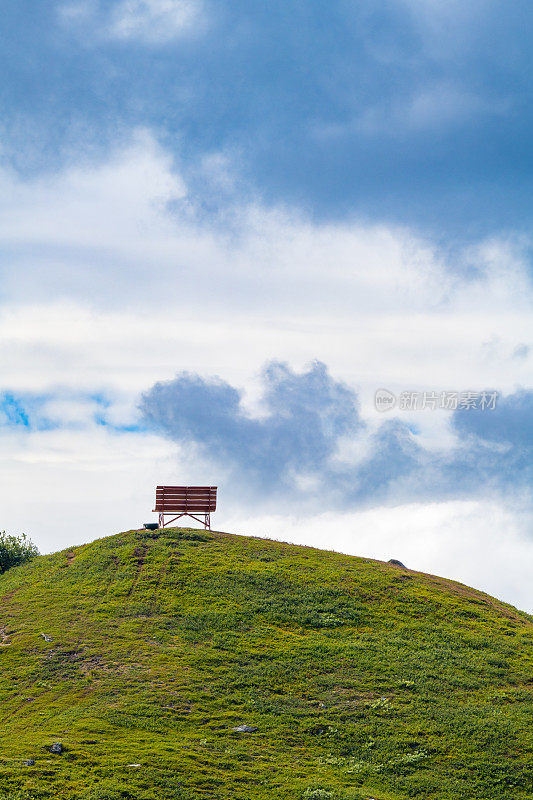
0 532 39 574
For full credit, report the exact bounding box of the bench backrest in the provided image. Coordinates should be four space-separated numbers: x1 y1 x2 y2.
154 485 217 513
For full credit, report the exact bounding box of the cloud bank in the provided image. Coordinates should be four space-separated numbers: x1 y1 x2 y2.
3 0 524 234
140 360 533 513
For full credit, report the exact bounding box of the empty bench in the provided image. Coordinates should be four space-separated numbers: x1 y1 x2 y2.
153 485 217 530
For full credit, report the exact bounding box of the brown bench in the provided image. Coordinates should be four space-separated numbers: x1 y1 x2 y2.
153 485 217 530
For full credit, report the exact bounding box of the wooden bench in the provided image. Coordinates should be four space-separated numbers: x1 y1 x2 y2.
153 486 217 530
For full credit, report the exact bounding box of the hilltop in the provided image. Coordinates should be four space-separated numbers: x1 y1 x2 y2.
0 527 532 800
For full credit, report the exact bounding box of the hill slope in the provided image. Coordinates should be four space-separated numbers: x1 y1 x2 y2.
0 527 532 800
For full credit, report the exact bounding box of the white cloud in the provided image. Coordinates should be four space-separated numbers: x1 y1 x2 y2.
108 0 204 43
59 0 206 45
1 130 532 607
0 426 176 551
59 1 96 22
390 84 508 131
0 131 531 405
396 0 497 61
40 396 104 427
315 83 510 140
0 130 531 440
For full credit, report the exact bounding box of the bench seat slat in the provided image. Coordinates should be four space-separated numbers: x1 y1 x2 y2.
156 491 215 494
154 503 216 510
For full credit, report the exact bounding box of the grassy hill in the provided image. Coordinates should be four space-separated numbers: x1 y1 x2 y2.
0 527 532 800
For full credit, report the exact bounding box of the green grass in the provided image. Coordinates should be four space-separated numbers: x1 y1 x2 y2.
0 526 532 799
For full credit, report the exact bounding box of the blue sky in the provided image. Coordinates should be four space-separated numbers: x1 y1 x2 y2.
0 0 532 609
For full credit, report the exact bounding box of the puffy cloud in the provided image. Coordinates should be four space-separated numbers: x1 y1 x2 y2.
140 360 363 497
0 131 531 376
140 360 533 511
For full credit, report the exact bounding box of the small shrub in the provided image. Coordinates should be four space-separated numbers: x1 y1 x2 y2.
0 532 39 574
303 789 335 800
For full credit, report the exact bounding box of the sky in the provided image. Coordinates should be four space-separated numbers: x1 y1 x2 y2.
1 0 532 610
